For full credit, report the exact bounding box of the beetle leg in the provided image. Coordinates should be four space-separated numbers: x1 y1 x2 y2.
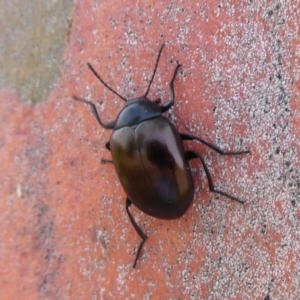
101 159 113 164
105 141 111 151
160 64 181 113
186 150 244 204
101 142 113 164
73 96 116 129
126 198 147 268
181 133 250 155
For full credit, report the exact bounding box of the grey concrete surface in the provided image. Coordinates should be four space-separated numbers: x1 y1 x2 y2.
0 0 74 103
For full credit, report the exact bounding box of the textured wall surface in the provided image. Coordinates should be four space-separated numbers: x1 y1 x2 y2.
1 1 300 299
0 0 73 103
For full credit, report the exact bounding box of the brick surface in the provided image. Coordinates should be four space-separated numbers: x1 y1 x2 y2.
1 1 300 299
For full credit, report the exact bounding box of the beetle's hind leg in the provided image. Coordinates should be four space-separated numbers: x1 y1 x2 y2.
126 198 147 268
186 150 244 204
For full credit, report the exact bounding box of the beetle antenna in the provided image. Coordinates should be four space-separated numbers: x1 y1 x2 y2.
87 63 127 102
144 43 165 97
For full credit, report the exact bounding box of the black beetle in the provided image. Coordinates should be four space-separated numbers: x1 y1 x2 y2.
74 44 249 268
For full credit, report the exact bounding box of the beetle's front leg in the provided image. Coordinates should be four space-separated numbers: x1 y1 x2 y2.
160 64 181 113
73 96 116 129
126 198 147 268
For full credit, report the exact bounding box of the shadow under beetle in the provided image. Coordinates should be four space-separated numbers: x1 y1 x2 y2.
73 44 250 268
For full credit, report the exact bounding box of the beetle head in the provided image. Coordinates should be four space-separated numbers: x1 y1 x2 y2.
114 97 162 129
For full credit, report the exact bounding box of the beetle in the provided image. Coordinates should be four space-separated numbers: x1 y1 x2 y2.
73 44 250 268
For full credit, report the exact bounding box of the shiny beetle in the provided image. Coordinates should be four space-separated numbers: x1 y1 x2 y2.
74 44 249 268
